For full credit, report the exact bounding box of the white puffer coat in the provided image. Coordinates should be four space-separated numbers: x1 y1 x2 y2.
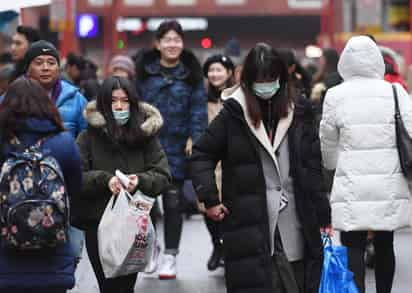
320 36 412 231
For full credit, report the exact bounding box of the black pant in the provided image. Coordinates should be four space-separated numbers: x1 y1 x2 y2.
85 229 137 293
204 214 222 246
340 231 395 293
162 180 184 255
272 228 304 293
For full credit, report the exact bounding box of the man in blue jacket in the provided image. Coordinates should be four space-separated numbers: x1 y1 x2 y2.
136 20 208 279
23 40 87 138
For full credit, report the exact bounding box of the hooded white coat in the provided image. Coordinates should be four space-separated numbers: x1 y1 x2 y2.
320 36 412 231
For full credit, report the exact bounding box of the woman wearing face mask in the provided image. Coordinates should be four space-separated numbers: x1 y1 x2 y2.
201 54 235 271
75 76 171 293
190 43 331 293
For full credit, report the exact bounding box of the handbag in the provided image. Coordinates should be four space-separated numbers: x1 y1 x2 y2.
319 235 358 293
98 189 157 278
392 84 412 180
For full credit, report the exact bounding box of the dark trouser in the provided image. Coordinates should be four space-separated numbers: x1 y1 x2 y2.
340 231 395 293
272 228 304 293
162 180 184 255
85 229 138 293
204 214 222 246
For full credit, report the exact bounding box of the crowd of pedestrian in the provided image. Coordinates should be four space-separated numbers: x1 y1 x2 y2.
0 19 411 293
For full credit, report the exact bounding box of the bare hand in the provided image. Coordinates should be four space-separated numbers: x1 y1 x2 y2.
108 176 122 195
127 175 139 193
320 224 334 237
185 137 193 157
206 204 229 222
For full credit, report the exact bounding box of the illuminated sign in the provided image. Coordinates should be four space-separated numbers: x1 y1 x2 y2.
147 18 208 31
288 0 322 9
76 14 99 38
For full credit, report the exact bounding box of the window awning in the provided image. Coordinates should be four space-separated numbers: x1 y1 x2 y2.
0 0 51 12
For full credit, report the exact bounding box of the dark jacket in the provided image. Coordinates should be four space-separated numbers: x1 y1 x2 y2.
136 49 208 180
75 100 171 229
0 118 82 289
190 87 330 293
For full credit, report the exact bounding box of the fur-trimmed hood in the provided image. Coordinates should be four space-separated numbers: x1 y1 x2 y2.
83 100 163 137
135 48 203 87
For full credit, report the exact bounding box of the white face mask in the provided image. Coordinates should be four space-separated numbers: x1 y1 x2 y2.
112 110 130 126
252 79 281 100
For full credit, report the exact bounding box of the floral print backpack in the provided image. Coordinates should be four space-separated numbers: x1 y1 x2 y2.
0 136 69 250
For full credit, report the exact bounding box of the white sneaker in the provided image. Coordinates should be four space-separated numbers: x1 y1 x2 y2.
158 254 177 280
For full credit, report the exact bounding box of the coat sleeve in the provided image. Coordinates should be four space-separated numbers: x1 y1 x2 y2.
310 137 332 227
189 81 208 143
136 137 171 196
76 131 113 199
319 91 339 170
190 108 228 208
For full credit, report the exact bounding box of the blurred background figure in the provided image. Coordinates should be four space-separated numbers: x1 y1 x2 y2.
10 25 40 79
108 55 135 81
224 38 243 83
278 48 312 98
0 63 15 95
78 59 100 101
63 52 86 86
202 53 235 271
381 47 408 91
310 48 342 122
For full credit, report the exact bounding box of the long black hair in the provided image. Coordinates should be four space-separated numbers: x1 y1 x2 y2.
240 43 292 128
0 77 64 143
97 76 146 145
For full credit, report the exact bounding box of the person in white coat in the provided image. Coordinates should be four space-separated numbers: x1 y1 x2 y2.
320 35 412 293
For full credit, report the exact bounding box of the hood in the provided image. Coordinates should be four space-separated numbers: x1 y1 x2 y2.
337 36 385 81
21 118 58 134
83 100 163 137
135 48 203 87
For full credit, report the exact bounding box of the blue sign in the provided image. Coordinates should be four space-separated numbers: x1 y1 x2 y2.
76 14 98 38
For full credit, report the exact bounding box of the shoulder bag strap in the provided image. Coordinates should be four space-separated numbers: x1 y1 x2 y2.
392 84 401 119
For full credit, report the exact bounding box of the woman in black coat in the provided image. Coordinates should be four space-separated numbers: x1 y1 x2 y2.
190 43 331 293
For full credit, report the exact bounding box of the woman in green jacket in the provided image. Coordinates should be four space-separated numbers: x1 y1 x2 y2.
76 76 171 293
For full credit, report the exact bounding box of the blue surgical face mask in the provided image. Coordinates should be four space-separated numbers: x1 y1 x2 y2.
112 110 130 126
252 79 281 100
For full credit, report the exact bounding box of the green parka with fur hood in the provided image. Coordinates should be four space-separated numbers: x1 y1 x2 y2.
74 100 171 228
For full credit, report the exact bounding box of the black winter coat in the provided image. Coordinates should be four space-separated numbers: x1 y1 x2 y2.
190 90 331 293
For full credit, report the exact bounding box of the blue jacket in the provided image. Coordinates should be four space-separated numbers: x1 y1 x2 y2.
0 118 82 289
57 80 88 138
136 49 208 180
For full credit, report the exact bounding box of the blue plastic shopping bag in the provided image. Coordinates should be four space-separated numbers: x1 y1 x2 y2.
319 235 359 293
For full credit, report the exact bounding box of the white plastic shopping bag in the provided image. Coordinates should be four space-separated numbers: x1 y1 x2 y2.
98 189 157 278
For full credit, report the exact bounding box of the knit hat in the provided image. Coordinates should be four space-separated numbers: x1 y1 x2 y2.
203 54 235 77
23 40 60 72
109 55 135 78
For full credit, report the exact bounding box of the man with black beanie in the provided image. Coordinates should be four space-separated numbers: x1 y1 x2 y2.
24 40 87 138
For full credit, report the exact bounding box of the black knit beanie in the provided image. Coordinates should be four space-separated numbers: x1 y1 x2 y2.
23 40 60 72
